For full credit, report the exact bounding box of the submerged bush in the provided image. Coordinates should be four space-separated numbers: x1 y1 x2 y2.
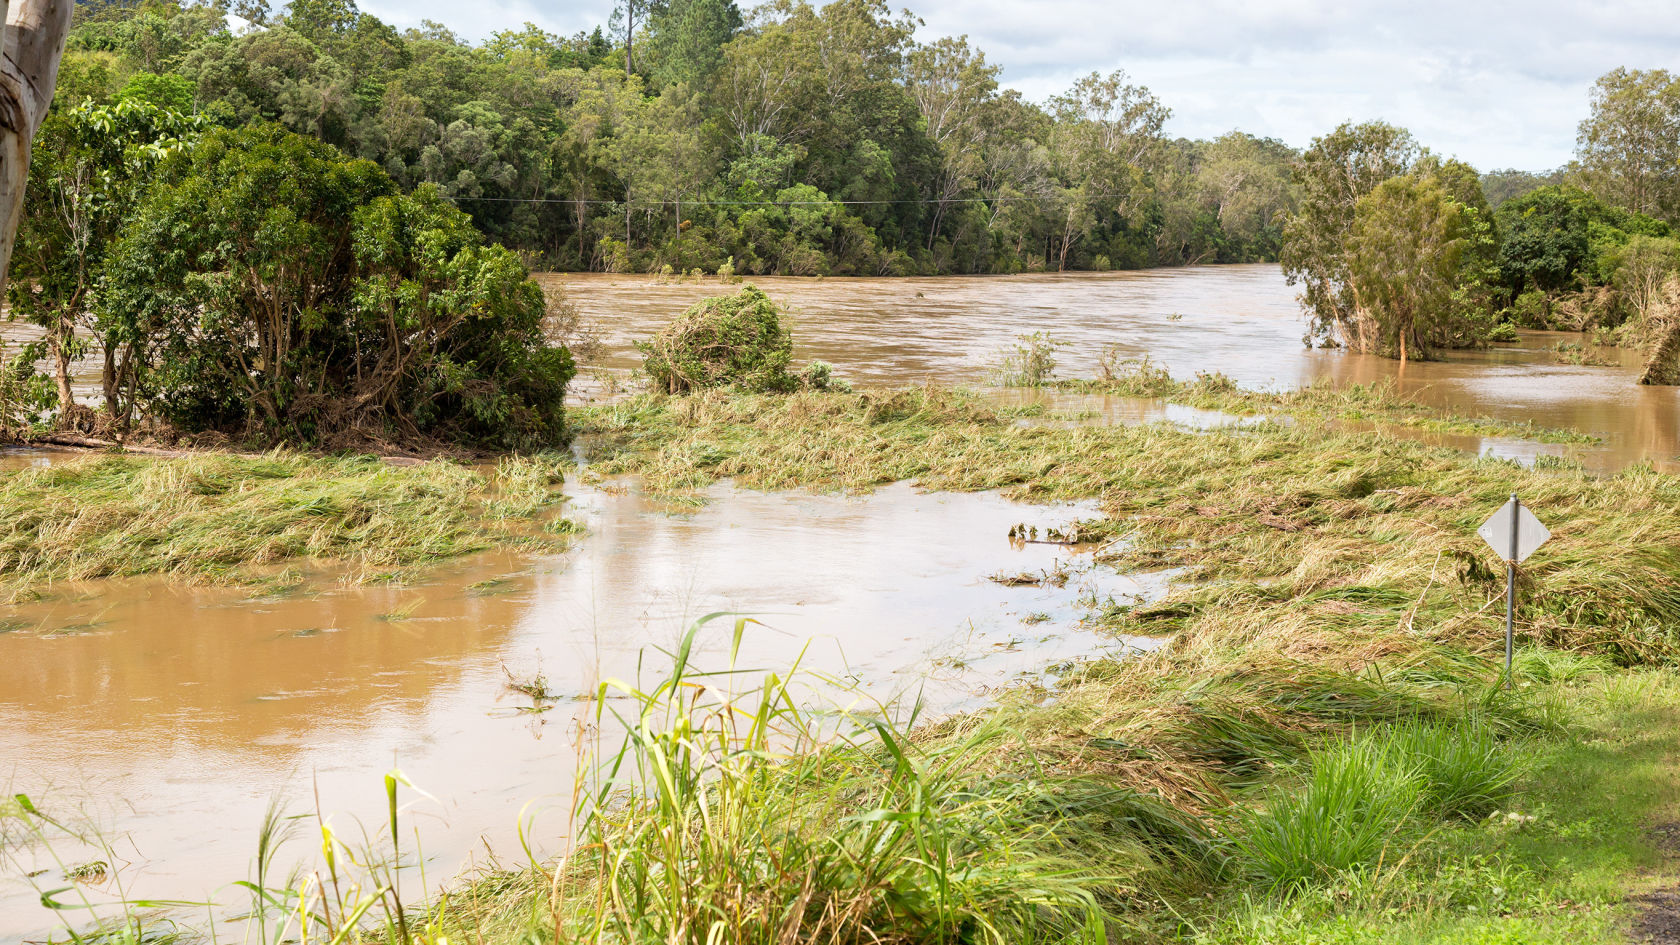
638 285 838 394
992 331 1066 386
100 124 573 449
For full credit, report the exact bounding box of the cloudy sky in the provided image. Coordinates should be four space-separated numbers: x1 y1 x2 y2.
359 0 1679 171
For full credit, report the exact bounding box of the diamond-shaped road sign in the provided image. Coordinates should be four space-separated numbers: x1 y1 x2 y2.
1478 498 1550 563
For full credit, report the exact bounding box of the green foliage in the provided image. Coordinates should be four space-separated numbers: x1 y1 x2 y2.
532 615 1131 944
1345 174 1499 359
1389 720 1520 821
1495 186 1597 295
1237 720 1517 894
638 285 807 393
1236 735 1424 893
993 331 1068 386
1282 121 1421 347
1576 67 1680 221
101 124 573 447
114 70 194 109
43 0 1299 276
8 97 204 419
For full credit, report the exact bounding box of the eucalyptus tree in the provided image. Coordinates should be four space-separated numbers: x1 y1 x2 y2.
904 35 998 250
1344 174 1495 362
1047 69 1169 270
0 0 75 299
1577 68 1680 221
1281 121 1420 348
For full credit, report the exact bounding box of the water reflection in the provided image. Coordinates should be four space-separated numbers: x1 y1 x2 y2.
0 480 1158 940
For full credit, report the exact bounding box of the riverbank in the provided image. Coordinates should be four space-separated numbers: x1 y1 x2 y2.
9 385 1680 944
433 386 1677 943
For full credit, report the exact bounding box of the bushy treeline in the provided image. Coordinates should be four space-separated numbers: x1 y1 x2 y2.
5 103 574 448
1282 68 1680 379
55 0 1299 276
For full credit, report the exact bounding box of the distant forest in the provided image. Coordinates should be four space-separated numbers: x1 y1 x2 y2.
45 0 1680 279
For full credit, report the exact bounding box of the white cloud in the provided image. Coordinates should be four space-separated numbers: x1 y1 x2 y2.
356 0 1679 170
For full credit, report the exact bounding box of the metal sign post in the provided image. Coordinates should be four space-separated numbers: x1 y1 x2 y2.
1477 494 1550 686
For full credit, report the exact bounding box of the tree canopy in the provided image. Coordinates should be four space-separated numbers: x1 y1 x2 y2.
49 0 1299 276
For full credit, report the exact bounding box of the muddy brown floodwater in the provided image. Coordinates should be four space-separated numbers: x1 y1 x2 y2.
4 264 1679 939
551 265 1680 472
0 477 1161 940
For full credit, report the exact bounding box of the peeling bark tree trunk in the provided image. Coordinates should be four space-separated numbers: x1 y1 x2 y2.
0 0 74 300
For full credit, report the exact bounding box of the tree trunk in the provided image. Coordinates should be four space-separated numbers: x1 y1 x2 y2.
0 0 73 300
51 310 70 406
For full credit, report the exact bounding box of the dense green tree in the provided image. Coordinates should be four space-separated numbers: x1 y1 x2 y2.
101 124 573 446
38 0 1323 277
9 99 204 420
645 0 741 88
1576 68 1680 222
1495 186 1595 297
1344 174 1497 361
1046 70 1169 270
1282 121 1420 347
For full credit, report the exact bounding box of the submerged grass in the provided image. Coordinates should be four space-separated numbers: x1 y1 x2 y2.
1060 355 1597 444
0 450 574 594
577 386 1680 661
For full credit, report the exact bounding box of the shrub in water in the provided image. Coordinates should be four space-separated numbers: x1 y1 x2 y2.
639 285 840 394
992 331 1065 386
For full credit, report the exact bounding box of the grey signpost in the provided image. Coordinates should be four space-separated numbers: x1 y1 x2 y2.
1476 494 1550 684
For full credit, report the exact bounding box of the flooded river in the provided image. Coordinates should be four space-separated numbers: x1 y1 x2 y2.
4 264 1679 938
553 265 1680 472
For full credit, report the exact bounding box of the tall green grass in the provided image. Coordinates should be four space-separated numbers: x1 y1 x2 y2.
1236 720 1520 894
1237 736 1424 893
496 614 1157 944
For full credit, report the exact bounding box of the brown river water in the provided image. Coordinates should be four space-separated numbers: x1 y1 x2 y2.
554 265 1680 473
3 263 1678 938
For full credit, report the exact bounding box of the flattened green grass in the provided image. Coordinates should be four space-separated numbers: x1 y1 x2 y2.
0 451 571 591
577 387 1680 661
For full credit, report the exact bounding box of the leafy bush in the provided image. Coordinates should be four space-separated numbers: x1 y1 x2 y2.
639 285 839 394
992 331 1067 386
100 124 573 448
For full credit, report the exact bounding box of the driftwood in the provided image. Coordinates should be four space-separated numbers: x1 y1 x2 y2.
0 0 72 298
1639 276 1680 386
24 432 431 466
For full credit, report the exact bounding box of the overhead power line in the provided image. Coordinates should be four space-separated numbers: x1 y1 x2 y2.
439 192 1131 208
